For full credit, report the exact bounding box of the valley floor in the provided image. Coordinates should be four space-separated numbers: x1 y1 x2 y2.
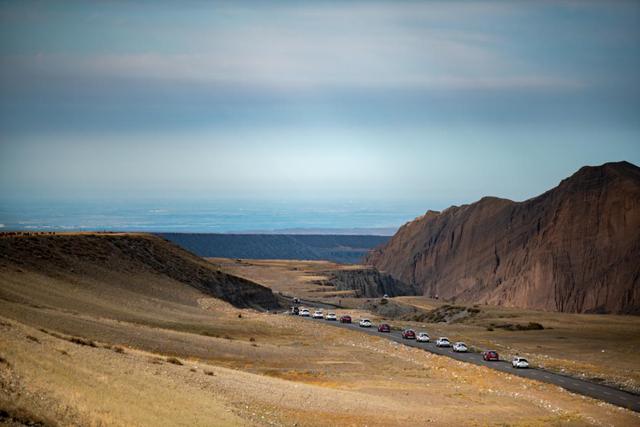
1 237 639 426
213 258 640 395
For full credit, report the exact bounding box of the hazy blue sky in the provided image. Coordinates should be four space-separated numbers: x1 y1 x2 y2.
1 1 639 213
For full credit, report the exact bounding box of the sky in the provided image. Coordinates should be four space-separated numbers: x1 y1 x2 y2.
1 1 639 230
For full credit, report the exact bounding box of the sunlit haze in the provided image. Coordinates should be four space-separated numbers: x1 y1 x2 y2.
1 1 639 231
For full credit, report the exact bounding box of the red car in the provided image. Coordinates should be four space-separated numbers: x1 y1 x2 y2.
339 315 352 324
482 350 499 361
377 323 391 333
401 329 416 339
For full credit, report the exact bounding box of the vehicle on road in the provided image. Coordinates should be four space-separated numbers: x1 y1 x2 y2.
325 312 337 321
293 297 300 304
436 337 451 347
452 342 468 352
416 332 430 342
290 306 299 315
312 310 324 319
377 323 391 333
359 319 372 328
482 350 499 361
339 315 352 324
382 294 389 299
512 356 529 368
299 308 310 317
401 329 416 339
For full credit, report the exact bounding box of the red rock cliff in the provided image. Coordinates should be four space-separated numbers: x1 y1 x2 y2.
367 161 640 314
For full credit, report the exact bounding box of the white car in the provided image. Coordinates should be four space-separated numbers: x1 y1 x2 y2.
312 310 324 319
416 332 430 342
325 313 337 321
359 319 372 328
512 356 530 369
452 342 468 352
299 308 310 317
436 337 451 347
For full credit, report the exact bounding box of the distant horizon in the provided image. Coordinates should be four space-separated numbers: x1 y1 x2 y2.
2 160 636 234
1 1 639 232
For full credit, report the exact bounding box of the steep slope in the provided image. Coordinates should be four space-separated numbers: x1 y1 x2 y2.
0 233 279 310
325 268 419 298
159 233 389 264
367 161 640 314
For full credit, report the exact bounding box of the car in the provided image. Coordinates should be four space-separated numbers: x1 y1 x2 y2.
452 342 468 352
339 315 352 324
290 306 299 315
482 350 499 361
325 312 337 321
299 308 310 317
416 332 430 342
378 323 391 333
382 294 389 299
402 329 416 339
435 337 451 347
512 356 529 368
359 319 372 328
312 310 324 319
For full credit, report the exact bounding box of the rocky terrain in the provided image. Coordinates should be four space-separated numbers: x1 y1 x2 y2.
324 268 418 298
160 233 389 264
367 161 640 314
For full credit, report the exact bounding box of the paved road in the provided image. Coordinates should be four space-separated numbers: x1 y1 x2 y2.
295 313 640 412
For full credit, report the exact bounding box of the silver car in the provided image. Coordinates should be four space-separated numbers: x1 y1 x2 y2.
512 356 530 369
452 342 468 352
436 337 451 347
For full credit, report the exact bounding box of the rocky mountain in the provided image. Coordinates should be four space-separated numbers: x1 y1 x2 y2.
366 161 640 314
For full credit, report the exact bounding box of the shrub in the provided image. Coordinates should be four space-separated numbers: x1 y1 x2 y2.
204 370 215 376
26 335 40 343
113 346 125 354
166 357 183 365
69 337 97 347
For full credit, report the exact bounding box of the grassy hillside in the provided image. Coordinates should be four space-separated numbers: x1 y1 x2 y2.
0 232 278 310
1 233 638 425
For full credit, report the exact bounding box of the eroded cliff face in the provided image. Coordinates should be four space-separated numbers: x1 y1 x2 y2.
367 162 640 314
326 268 418 298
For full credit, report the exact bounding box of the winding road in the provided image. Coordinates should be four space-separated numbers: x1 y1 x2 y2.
295 311 640 413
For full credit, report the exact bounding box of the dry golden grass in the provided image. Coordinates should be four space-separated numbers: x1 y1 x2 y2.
218 258 640 395
208 258 364 301
1 238 639 425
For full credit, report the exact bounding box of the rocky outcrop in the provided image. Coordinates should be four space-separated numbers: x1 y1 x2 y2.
325 268 418 298
0 233 280 310
367 161 640 314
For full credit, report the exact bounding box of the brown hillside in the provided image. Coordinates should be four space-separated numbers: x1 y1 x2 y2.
0 233 279 310
367 161 640 314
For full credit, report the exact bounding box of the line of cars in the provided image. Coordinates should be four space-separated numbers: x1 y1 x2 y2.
297 308 529 369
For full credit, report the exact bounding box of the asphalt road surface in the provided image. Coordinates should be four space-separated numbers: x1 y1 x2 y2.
296 313 640 413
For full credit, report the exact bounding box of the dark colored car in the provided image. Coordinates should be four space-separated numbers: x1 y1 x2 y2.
377 323 391 333
482 350 499 361
339 315 352 324
401 329 416 339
